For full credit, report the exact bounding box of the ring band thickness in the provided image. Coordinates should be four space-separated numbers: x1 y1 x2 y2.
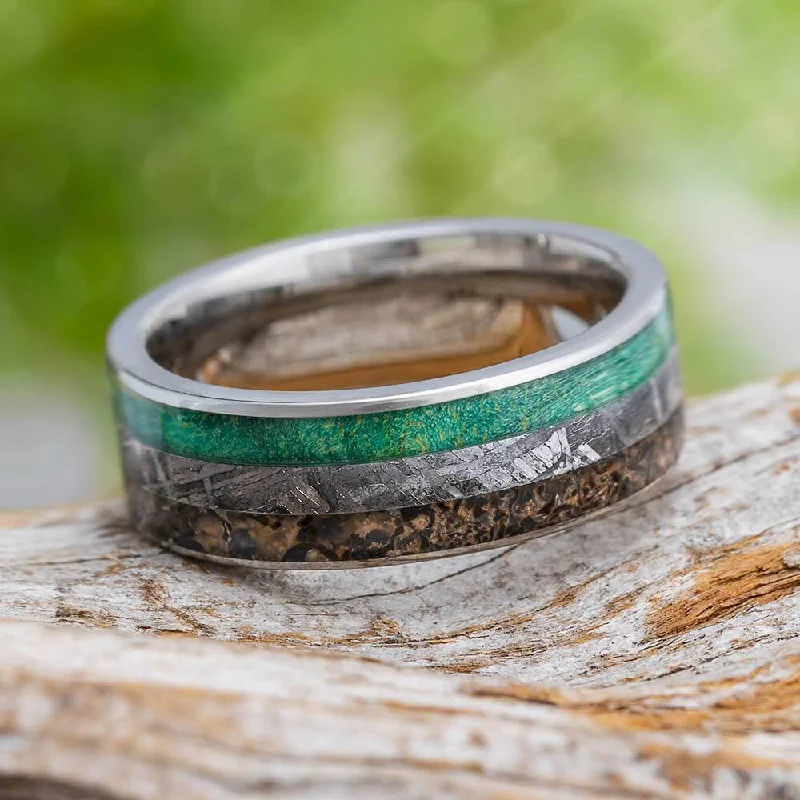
108 218 684 566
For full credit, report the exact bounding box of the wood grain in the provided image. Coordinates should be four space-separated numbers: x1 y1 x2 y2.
1 371 799 798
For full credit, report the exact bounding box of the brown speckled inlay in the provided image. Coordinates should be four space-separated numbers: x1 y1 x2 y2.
126 406 683 565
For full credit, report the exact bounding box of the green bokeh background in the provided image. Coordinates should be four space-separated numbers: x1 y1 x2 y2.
2 0 798 435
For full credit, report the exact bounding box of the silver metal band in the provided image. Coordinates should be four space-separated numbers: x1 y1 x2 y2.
121 350 681 515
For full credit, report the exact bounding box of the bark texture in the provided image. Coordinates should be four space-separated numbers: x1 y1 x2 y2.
1 371 799 799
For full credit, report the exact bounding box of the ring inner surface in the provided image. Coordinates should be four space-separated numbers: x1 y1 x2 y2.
146 235 626 392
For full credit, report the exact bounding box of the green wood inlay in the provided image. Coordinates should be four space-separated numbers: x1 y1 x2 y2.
115 305 673 466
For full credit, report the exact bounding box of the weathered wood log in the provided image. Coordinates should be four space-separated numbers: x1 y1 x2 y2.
1 371 799 798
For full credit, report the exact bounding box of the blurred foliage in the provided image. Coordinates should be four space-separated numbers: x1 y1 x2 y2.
2 0 800 397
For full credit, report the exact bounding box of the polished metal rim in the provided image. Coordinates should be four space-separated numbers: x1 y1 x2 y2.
107 218 668 418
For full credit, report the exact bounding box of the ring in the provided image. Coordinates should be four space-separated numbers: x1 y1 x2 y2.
108 218 684 567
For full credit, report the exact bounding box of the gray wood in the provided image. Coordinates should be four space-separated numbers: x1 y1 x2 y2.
1 370 799 797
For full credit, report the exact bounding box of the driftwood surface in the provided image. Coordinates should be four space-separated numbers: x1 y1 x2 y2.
2 369 800 798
